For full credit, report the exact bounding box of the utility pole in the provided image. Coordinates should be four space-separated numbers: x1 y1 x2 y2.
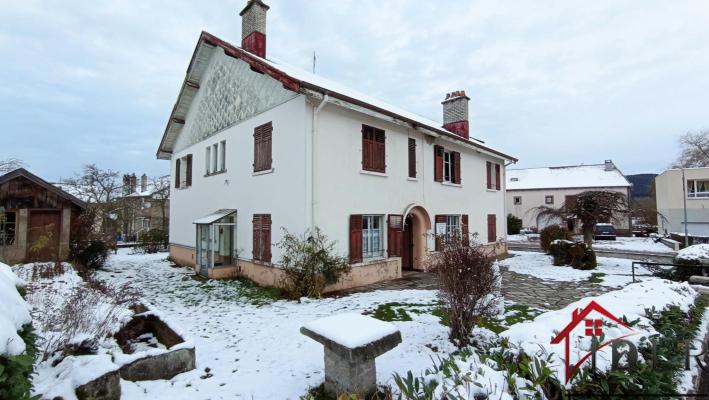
682 167 689 247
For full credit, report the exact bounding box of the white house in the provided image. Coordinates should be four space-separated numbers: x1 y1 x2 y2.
156 0 516 291
655 167 709 238
506 161 632 234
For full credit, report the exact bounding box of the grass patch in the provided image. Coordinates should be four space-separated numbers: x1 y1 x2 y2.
369 302 445 324
478 304 544 334
588 272 606 284
301 383 392 400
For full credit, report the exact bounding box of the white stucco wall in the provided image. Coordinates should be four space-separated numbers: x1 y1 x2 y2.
312 104 507 257
505 187 631 231
656 168 709 235
169 95 308 261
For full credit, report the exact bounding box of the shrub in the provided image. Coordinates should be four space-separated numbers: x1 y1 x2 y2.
653 256 702 282
539 225 573 252
138 228 168 254
0 325 37 400
70 239 110 270
549 240 597 270
429 233 500 348
277 228 351 299
507 214 522 235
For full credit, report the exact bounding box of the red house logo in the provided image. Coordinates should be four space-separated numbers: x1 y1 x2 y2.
550 300 637 383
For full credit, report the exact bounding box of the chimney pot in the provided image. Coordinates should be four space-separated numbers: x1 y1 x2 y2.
240 0 269 58
141 174 148 193
604 160 615 171
442 90 471 140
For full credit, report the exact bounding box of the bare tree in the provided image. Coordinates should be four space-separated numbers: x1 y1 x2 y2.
63 165 122 242
0 158 26 174
535 191 630 247
150 175 170 233
674 130 709 168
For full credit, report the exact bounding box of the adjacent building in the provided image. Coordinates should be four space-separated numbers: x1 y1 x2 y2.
0 168 86 264
156 0 516 290
506 161 632 233
117 174 170 242
655 167 709 238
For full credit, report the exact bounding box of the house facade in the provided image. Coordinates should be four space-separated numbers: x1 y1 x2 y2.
506 161 632 234
655 167 709 238
157 0 516 291
117 173 170 242
0 168 86 264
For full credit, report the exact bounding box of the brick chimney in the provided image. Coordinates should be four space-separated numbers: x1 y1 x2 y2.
604 160 615 171
442 91 470 140
130 174 137 194
240 0 270 58
140 174 148 193
122 175 131 196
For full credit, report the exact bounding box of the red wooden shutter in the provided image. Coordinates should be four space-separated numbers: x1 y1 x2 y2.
435 215 446 251
452 151 461 184
487 214 497 243
262 214 272 263
495 163 501 190
387 215 403 257
252 214 262 260
486 161 492 189
254 122 273 172
349 215 363 263
361 126 372 171
175 158 181 189
185 154 193 187
374 128 385 173
462 214 469 246
434 145 443 182
408 138 416 178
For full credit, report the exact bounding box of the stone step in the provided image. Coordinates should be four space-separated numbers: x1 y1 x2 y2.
689 275 709 285
691 285 709 296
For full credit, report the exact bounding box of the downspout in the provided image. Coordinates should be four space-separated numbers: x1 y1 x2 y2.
310 93 329 231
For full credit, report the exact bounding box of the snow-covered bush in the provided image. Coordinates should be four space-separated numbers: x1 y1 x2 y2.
277 227 350 299
654 244 709 281
549 240 597 270
539 225 572 253
429 233 500 348
0 262 36 400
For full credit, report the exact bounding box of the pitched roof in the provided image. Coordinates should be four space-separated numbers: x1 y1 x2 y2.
0 168 87 208
157 31 517 163
507 163 631 191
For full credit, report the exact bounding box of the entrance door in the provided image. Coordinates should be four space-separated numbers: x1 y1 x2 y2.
28 210 61 261
402 215 414 270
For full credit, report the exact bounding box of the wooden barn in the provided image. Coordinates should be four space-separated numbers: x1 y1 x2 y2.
0 168 86 264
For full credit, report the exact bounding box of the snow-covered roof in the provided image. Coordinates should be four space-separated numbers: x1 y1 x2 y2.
507 163 631 191
157 32 516 163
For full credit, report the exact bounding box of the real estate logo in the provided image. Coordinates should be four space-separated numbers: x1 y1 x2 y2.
551 300 638 384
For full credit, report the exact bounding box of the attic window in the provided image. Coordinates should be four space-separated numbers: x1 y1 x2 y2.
511 178 519 182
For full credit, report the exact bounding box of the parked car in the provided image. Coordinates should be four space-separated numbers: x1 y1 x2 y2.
594 223 617 240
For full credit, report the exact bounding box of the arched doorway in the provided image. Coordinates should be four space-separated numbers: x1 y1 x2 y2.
402 205 431 271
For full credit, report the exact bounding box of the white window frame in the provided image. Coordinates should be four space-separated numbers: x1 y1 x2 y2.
445 215 460 239
179 155 189 188
362 215 384 259
219 140 226 172
443 151 452 183
212 143 219 174
205 146 211 174
490 163 500 190
688 180 709 198
545 195 554 205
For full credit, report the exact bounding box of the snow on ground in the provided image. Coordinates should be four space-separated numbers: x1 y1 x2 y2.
499 251 654 287
0 261 32 356
94 250 454 400
592 236 675 254
676 243 709 261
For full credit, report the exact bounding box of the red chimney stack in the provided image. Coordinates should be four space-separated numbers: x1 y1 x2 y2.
240 0 269 58
441 90 470 140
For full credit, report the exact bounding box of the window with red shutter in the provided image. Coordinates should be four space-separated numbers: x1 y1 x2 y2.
387 215 403 257
362 125 385 173
252 214 272 262
408 138 416 178
185 154 193 187
175 158 181 189
434 145 443 182
495 163 501 190
487 214 497 243
349 215 363 263
254 122 273 172
462 214 469 245
486 161 492 189
452 151 461 184
434 215 446 251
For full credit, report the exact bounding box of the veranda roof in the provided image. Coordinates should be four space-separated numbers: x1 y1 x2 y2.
193 209 237 224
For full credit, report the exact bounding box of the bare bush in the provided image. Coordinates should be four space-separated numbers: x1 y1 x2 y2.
429 233 501 348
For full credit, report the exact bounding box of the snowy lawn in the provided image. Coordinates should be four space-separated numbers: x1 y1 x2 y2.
499 251 656 287
92 250 455 399
508 234 675 254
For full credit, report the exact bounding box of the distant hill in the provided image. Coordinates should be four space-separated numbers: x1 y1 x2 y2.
626 174 657 198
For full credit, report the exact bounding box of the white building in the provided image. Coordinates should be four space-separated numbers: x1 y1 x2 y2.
655 167 709 237
506 161 632 233
156 0 516 291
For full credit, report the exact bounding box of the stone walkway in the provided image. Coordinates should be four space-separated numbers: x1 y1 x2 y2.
334 268 610 310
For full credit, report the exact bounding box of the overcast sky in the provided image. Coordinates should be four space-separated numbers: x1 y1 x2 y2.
2 0 708 181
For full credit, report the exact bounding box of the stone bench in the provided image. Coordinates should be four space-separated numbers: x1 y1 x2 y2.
301 313 402 398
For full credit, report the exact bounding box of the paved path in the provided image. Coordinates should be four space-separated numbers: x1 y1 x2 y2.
333 268 611 310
